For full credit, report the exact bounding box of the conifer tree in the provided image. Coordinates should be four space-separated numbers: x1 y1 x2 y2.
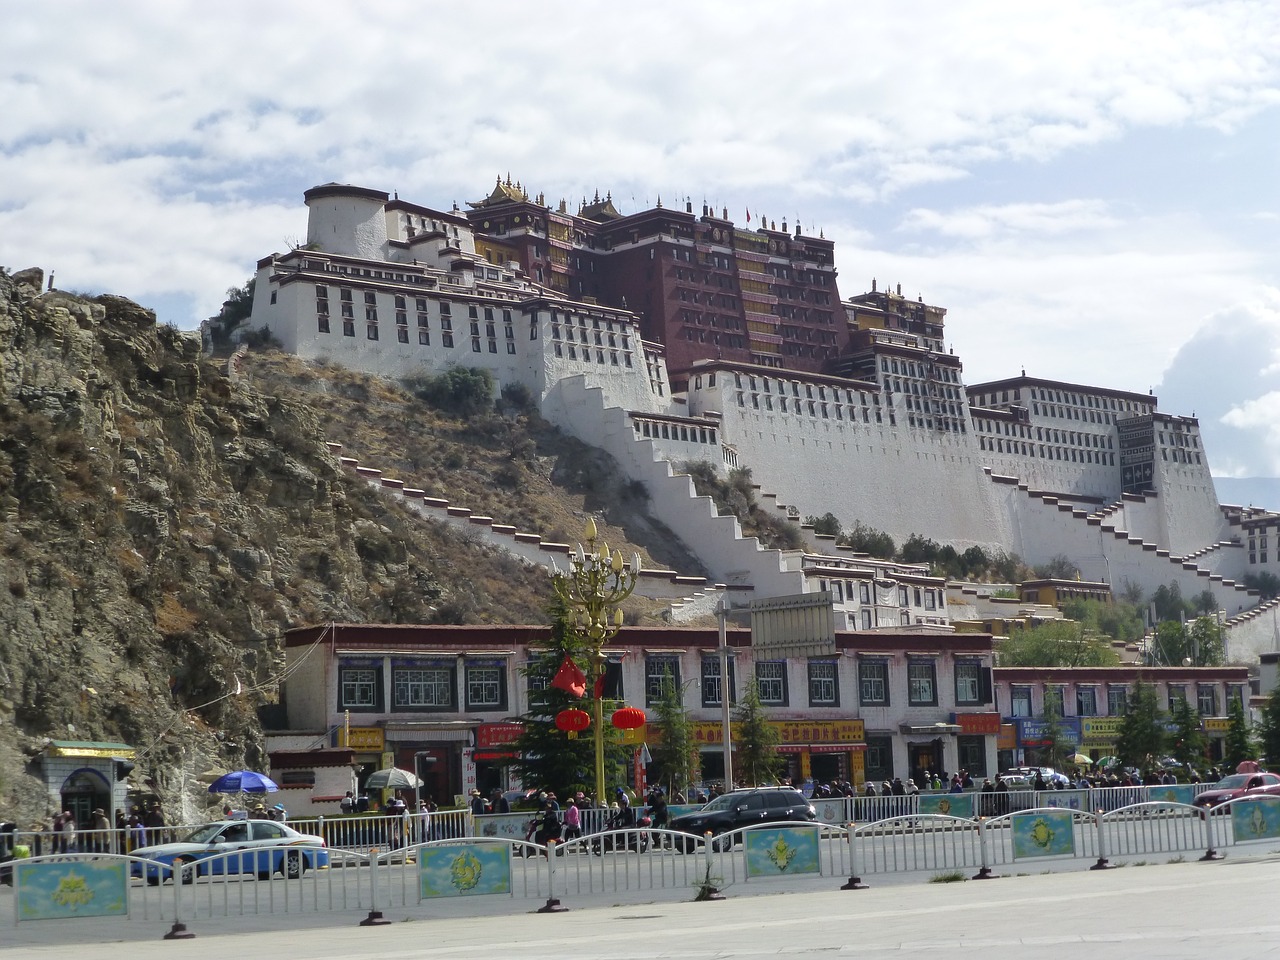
733 678 782 787
650 668 698 797
506 598 626 801
1223 694 1256 771
1169 697 1207 774
1115 681 1168 776
1258 686 1280 766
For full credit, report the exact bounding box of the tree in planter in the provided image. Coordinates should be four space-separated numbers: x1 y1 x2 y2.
1258 686 1280 767
1169 698 1207 774
650 669 698 798
1115 681 1168 777
506 599 628 801
1223 695 1257 771
734 678 783 787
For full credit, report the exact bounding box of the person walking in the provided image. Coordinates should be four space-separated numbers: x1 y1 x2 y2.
562 797 581 844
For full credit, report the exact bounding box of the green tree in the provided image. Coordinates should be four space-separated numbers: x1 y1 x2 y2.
407 366 495 417
1115 681 1168 776
1191 589 1218 616
1040 687 1066 771
1223 695 1256 770
733 678 783 787
841 521 895 559
996 621 1120 667
1169 698 1207 772
1257 686 1280 766
1147 617 1224 667
1033 554 1077 580
649 669 698 797
507 599 627 800
1244 571 1280 600
1152 582 1191 622
804 512 842 537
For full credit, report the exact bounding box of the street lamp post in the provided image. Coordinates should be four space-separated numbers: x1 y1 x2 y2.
551 519 641 807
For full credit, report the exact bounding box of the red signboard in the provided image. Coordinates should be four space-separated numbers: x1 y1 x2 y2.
476 722 523 748
953 712 1001 735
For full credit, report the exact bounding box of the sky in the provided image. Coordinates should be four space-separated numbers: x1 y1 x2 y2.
3 0 1280 484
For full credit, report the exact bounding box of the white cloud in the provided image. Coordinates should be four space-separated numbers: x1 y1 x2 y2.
2 0 1280 469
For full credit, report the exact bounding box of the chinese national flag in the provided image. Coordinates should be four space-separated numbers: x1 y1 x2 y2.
550 656 587 697
746 207 751 223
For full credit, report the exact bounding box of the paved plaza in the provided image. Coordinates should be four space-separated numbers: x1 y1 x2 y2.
4 852 1280 959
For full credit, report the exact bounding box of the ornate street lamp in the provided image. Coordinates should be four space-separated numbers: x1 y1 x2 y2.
551 518 641 807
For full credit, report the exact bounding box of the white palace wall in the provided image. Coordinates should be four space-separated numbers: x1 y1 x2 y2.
690 382 1011 552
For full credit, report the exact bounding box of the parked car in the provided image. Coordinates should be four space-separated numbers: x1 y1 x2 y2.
1001 767 1070 787
670 787 815 852
1192 772 1280 810
130 819 328 884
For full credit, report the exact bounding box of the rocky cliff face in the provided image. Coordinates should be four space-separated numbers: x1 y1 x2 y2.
0 267 550 824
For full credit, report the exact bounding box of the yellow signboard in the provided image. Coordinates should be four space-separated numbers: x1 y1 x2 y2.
1203 718 1231 733
1080 717 1123 746
689 719 864 746
341 727 385 751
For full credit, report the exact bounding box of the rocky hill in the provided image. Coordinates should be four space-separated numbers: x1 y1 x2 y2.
0 267 687 825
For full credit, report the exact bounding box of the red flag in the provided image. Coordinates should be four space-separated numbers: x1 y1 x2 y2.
550 656 586 697
746 207 751 223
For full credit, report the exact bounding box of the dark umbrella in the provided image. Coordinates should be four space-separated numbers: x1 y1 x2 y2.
207 770 279 794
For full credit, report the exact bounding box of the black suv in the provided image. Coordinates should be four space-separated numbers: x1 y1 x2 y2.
670 787 816 851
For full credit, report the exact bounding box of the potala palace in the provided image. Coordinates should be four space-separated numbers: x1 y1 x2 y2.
235 180 1280 662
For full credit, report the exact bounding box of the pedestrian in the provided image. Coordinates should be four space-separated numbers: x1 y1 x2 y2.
50 812 69 854
145 801 167 844
90 808 111 852
416 800 432 844
469 788 488 816
340 791 354 814
562 796 582 843
58 810 77 853
490 788 510 814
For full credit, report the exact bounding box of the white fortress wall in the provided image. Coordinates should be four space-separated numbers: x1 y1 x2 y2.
541 376 807 597
1225 606 1280 662
306 186 391 260
1153 459 1233 559
690 377 1012 552
996 478 1257 614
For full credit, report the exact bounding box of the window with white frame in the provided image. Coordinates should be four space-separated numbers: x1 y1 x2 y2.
465 662 506 711
1011 685 1033 717
394 664 454 710
954 660 981 705
340 666 381 710
1196 684 1218 717
646 655 681 706
701 655 735 707
808 660 838 706
1107 685 1128 715
859 658 888 705
908 658 937 706
755 661 788 705
1076 686 1098 716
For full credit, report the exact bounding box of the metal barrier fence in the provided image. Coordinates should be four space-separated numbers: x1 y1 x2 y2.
11 793 1279 933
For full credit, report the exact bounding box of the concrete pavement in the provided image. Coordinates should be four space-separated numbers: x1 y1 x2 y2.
4 853 1280 958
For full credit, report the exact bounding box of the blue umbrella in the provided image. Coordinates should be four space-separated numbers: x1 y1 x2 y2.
207 770 279 794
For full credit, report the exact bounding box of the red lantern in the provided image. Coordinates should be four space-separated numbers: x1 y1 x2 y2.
611 706 646 730
555 708 591 739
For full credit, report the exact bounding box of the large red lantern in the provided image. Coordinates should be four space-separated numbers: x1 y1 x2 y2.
610 706 647 731
555 708 591 739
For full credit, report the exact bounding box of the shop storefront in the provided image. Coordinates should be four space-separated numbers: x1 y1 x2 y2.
690 719 866 788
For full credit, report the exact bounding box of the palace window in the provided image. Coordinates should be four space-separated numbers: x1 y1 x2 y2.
393 663 454 710
755 661 788 705
646 655 681 706
465 662 507 711
908 659 937 706
859 658 888 705
808 660 838 706
701 655 736 707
